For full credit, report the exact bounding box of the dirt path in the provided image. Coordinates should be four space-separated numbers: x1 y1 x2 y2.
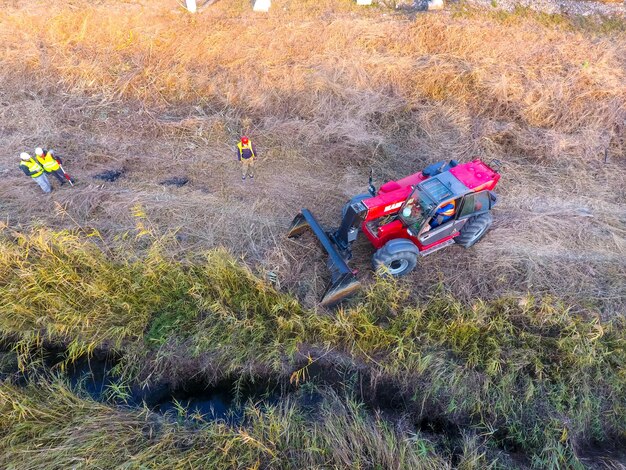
460 0 625 16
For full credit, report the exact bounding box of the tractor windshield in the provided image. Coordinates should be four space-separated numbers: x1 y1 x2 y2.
398 186 436 233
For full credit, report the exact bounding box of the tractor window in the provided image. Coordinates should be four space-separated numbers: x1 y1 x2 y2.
399 187 435 234
423 198 460 230
459 191 491 219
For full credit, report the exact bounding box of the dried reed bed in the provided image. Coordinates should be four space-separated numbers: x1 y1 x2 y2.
0 0 624 314
2 1 623 142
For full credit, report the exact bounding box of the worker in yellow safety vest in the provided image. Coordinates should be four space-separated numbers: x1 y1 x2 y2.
35 147 69 186
19 152 51 193
236 136 257 181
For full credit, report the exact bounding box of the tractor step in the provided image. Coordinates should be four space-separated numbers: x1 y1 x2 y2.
420 238 455 257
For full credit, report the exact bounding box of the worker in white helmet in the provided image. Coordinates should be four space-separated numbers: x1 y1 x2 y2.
19 152 51 193
35 147 70 186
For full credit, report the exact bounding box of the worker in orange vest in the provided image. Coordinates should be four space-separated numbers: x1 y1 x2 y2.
430 200 456 228
35 147 70 186
236 136 257 181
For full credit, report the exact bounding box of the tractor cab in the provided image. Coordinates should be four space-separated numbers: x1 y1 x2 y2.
397 188 433 235
397 170 499 250
399 172 465 234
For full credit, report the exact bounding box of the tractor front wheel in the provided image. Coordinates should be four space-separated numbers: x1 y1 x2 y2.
455 212 493 248
372 240 419 277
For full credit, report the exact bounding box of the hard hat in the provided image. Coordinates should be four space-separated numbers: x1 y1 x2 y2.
20 152 31 161
35 147 44 156
241 136 249 145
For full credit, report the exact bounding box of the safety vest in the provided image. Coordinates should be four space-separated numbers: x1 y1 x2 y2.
237 141 255 160
36 151 60 172
21 159 44 178
438 201 456 217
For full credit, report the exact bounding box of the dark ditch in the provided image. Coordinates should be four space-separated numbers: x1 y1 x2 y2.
1 348 286 426
93 169 124 182
10 343 623 467
0 342 461 440
0 343 504 468
60 356 285 425
160 176 189 187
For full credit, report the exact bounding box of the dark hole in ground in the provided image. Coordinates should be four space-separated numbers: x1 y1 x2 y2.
160 176 188 187
152 377 284 424
93 169 124 182
57 355 276 424
3 347 290 426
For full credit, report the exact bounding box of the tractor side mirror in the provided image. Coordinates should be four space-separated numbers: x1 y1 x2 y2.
488 159 503 172
368 168 376 197
489 192 498 208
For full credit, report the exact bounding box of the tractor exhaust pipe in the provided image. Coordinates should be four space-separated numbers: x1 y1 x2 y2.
288 209 361 308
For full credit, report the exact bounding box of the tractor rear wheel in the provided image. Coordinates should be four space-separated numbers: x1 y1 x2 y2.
455 212 493 248
372 240 419 277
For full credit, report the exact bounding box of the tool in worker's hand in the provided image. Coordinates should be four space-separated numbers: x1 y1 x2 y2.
58 164 74 186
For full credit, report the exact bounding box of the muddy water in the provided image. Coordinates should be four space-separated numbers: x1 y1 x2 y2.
1 347 286 425
65 357 287 424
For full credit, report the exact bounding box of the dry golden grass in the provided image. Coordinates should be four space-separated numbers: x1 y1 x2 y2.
0 0 624 314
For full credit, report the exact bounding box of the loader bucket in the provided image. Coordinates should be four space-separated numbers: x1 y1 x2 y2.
287 212 310 238
320 272 361 308
288 209 361 308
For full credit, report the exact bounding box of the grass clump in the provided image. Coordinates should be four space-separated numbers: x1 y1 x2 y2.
0 224 304 372
322 285 626 462
0 226 210 360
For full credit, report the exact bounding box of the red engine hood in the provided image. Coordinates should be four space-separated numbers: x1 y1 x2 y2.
449 160 500 191
363 172 427 221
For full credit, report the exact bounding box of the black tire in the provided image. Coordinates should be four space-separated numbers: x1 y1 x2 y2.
372 242 418 277
455 212 493 248
342 193 371 218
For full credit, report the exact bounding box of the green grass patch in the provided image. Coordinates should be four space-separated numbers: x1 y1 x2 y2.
0 227 624 465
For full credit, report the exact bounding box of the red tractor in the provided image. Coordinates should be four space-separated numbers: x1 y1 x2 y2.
288 159 501 307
